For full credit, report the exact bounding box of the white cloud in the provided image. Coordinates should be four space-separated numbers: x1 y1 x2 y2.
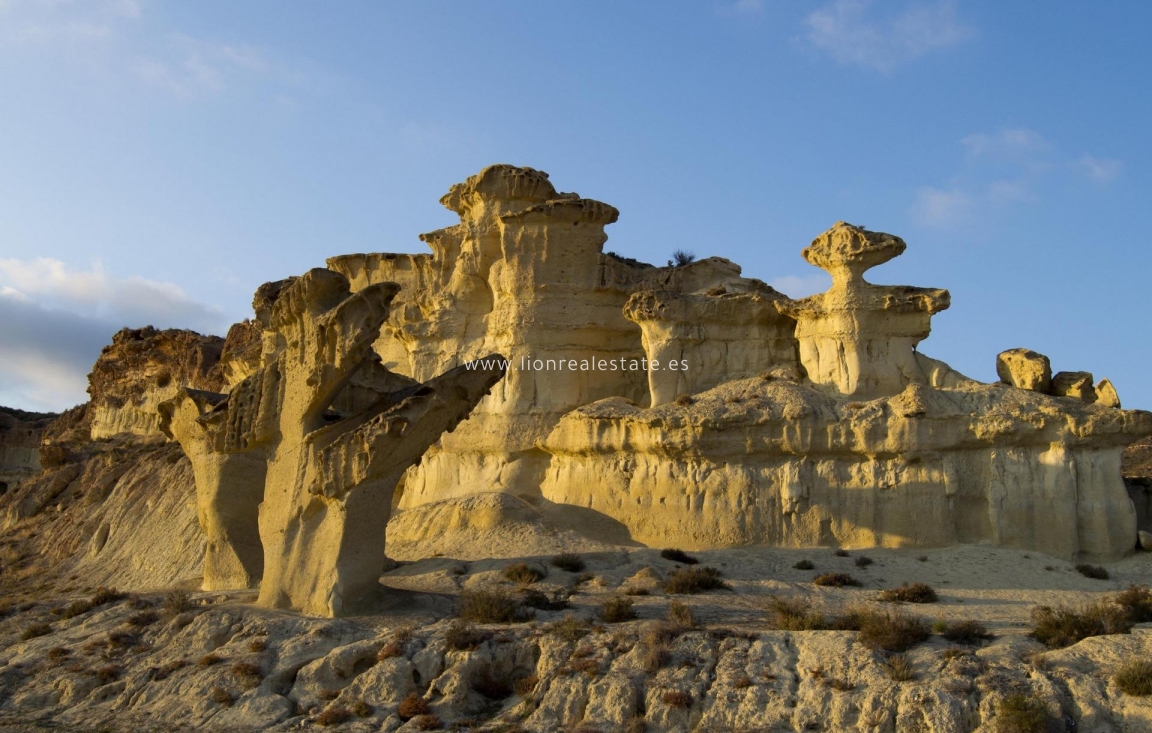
805 0 975 72
961 128 1048 158
132 34 269 100
912 187 972 227
770 273 831 299
1077 154 1122 184
0 257 229 411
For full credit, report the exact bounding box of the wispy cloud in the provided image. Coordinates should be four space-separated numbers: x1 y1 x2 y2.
961 128 1048 158
0 257 229 410
1076 154 1123 185
131 35 268 99
805 0 975 72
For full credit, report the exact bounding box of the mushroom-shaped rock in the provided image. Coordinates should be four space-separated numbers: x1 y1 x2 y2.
1052 371 1097 403
779 222 950 399
996 348 1052 392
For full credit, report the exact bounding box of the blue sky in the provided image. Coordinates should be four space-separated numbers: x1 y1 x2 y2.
0 0 1149 412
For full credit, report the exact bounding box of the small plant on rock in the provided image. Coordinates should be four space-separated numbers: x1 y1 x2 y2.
1115 584 1152 622
503 562 545 585
884 653 915 682
548 614 592 643
662 689 693 709
162 590 192 617
398 692 428 720
1075 563 1109 580
994 694 1052 733
457 588 528 623
315 706 351 726
350 699 373 717
231 661 263 689
667 600 694 629
209 686 233 706
445 620 492 651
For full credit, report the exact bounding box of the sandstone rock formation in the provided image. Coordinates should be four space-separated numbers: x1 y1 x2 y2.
996 348 1052 392
161 268 506 615
0 407 54 494
1052 370 1097 402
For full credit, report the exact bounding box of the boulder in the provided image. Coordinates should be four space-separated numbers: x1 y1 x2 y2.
996 348 1052 392
1051 371 1097 402
1096 378 1121 408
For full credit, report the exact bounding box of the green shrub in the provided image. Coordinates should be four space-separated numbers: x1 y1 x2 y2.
664 566 728 594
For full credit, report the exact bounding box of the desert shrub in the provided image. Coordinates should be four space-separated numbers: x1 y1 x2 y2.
833 549 850 557
513 673 539 696
90 587 124 606
551 553 586 573
521 589 570 611
884 653 915 682
673 394 694 407
639 624 677 672
667 600 694 629
662 689 693 708
1114 659 1152 696
209 686 233 706
350 699 373 717
878 582 938 604
813 572 861 588
413 715 441 731
198 653 224 667
1031 601 1132 648
61 600 93 619
47 646 70 662
457 588 526 623
855 610 931 653
1115 584 1152 622
247 638 267 653
127 611 160 627
95 664 121 684
732 674 753 688
940 646 969 661
315 706 351 726
162 590 192 617
917 555 928 562
548 615 591 644
21 622 52 640
940 619 993 645
600 596 637 623
660 549 698 565
1075 564 1109 580
445 620 491 651
624 587 651 596
767 596 831 631
854 556 874 567
318 689 340 702
376 641 404 661
105 629 138 651
151 659 188 680
503 562 545 585
664 566 728 594
473 669 514 699
231 661 263 688
398 692 428 720
994 694 1052 733
560 656 599 677
793 559 815 570
669 249 696 267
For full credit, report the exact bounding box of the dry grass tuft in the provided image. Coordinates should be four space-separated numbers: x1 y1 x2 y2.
940 619 993 645
90 587 124 606
667 600 694 629
1075 563 1109 580
884 653 915 682
767 596 832 631
503 562 545 585
548 615 593 643
793 559 815 570
209 686 233 706
596 596 635 623
660 549 698 565
413 714 441 731
398 692 428 720
231 661 263 688
664 566 728 594
879 582 938 604
1031 602 1132 648
315 706 351 726
813 572 861 588
20 622 52 640
994 694 1051 733
247 638 267 653
1115 585 1152 622
350 699 373 717
445 620 492 651
550 553 586 573
376 641 404 661
854 556 874 567
127 611 160 628
161 590 193 618
1114 659 1152 696
662 689 693 709
458 588 529 623
513 673 539 696
854 610 931 653
197 653 224 667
